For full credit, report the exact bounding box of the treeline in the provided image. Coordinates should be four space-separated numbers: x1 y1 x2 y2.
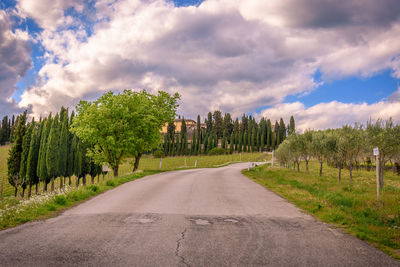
162 111 295 155
275 119 400 188
0 115 17 145
6 108 102 197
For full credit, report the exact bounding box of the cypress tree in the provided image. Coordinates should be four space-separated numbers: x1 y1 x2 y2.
221 133 226 149
260 127 265 152
208 134 213 152
192 131 197 155
181 118 187 155
214 133 218 148
203 133 208 154
46 114 60 192
0 115 9 145
66 112 75 186
163 134 169 155
243 131 247 152
235 132 238 151
280 118 286 142
251 128 255 153
267 119 272 150
58 109 69 189
38 115 52 192
230 133 234 154
196 115 201 149
10 115 15 142
26 124 40 197
7 111 27 196
289 116 295 135
238 132 242 152
206 112 213 135
19 119 34 197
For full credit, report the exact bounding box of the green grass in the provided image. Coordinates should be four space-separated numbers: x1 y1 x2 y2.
243 161 400 260
0 143 268 198
0 170 160 230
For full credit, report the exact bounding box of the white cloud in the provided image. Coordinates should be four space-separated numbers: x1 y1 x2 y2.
259 97 400 131
14 0 400 126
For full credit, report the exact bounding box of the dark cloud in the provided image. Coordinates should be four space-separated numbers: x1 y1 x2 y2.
283 0 400 28
0 11 31 117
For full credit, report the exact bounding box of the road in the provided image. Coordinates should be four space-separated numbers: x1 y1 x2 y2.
0 163 398 266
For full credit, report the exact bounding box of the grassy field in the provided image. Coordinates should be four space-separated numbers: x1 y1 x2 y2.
243 161 400 260
0 144 268 198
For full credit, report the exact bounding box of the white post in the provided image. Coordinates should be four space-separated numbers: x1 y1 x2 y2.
376 155 380 201
272 150 274 167
159 158 162 170
195 160 197 168
373 147 380 201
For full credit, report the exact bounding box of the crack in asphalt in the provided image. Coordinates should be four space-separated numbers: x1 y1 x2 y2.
175 228 190 267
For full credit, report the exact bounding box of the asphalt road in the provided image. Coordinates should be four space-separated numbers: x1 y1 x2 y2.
0 163 398 266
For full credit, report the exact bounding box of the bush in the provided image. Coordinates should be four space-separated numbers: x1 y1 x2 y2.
106 180 115 187
88 185 99 193
153 150 165 158
208 147 228 155
54 195 67 206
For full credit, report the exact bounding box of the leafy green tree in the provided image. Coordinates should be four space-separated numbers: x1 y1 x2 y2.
71 90 179 176
7 111 27 196
366 119 399 188
213 110 223 139
181 118 188 155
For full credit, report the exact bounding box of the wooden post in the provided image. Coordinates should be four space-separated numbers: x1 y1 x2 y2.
373 147 380 201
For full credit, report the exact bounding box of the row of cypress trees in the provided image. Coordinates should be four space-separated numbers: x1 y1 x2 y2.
0 114 16 145
162 112 295 156
7 108 102 197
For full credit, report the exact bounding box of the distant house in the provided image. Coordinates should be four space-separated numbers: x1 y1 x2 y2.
161 118 206 139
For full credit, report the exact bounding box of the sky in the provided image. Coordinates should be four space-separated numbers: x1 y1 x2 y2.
1 0 400 131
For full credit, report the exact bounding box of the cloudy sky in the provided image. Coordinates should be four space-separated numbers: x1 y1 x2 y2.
1 0 400 130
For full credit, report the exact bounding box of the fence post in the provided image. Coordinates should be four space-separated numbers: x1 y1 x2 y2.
195 160 197 168
373 147 380 201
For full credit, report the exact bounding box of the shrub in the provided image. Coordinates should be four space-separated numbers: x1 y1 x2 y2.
208 147 228 155
153 150 165 158
106 180 115 187
54 195 67 206
88 185 99 193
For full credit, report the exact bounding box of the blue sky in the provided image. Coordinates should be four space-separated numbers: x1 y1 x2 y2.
1 0 400 130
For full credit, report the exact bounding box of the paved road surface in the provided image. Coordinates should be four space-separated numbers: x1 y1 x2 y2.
0 163 398 266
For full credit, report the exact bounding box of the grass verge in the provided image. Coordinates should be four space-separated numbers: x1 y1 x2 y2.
0 170 160 230
243 162 400 260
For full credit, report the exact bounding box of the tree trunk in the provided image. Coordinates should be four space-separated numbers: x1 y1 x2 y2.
113 166 119 177
97 175 100 183
28 184 32 198
43 182 47 192
51 177 55 192
305 159 309 173
379 161 384 188
319 160 323 177
21 187 25 198
60 176 64 190
297 162 300 172
68 176 71 186
35 183 38 195
349 163 353 183
76 177 80 188
338 166 341 181
14 187 18 197
91 175 95 184
83 175 86 186
133 153 142 172
102 173 105 181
